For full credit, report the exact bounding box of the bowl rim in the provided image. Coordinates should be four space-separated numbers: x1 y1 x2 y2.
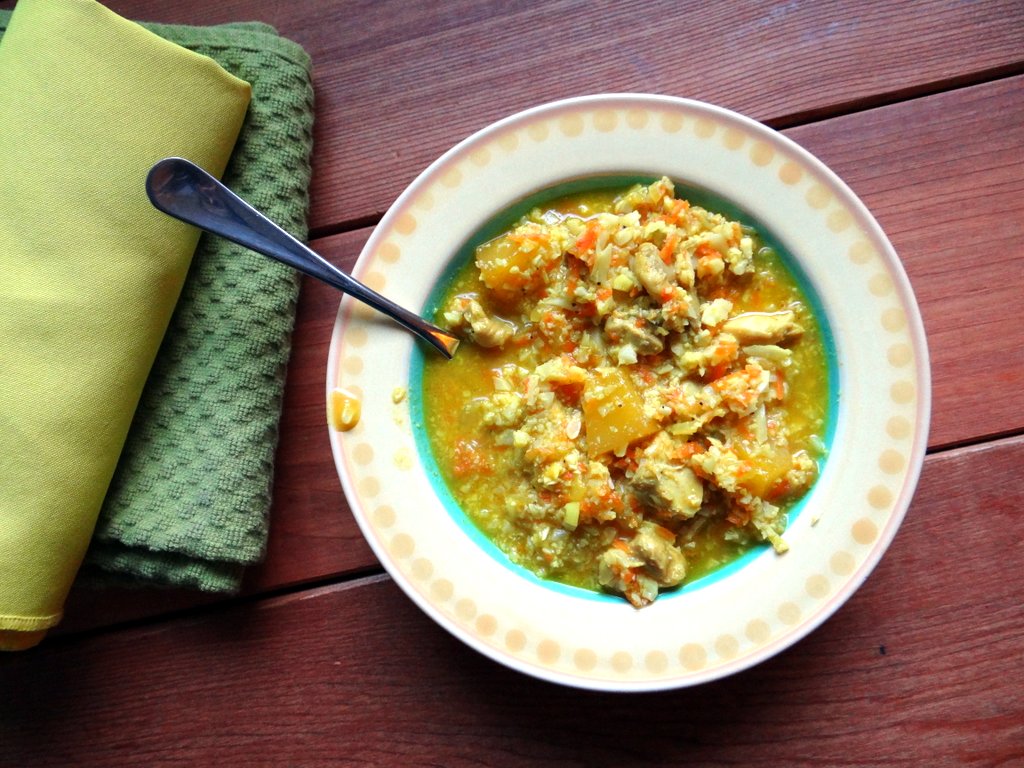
327 93 931 691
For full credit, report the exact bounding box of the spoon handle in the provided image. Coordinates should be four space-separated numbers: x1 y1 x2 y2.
145 157 458 359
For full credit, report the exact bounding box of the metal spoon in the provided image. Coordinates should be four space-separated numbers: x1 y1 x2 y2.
145 157 459 359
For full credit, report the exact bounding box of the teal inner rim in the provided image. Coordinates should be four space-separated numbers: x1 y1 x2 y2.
409 174 840 604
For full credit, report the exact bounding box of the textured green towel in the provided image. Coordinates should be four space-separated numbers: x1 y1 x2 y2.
0 11 315 593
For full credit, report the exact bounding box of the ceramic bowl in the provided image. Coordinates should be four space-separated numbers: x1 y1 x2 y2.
327 94 930 691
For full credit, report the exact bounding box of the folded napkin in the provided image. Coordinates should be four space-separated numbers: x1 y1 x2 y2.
0 0 313 650
80 19 312 589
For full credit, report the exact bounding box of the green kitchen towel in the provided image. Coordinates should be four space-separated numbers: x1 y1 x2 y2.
0 11 315 593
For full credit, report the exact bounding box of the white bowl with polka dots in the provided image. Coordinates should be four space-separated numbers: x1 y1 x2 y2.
327 94 930 691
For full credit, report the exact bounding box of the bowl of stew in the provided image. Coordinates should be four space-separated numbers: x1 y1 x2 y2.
327 94 930 691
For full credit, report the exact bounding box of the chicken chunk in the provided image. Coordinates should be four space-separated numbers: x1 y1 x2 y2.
444 296 515 348
598 521 687 607
603 309 664 356
721 310 802 345
630 242 676 300
630 522 688 586
631 434 704 519
598 548 659 608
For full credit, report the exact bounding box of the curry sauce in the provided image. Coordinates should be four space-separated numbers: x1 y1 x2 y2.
422 178 829 607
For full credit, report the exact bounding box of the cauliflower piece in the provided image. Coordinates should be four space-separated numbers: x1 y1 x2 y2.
521 402 575 467
700 298 734 328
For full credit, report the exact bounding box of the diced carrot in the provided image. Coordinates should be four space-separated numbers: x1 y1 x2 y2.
713 336 739 362
575 220 601 253
774 371 786 400
674 441 704 462
705 360 731 382
552 380 583 405
451 439 493 478
612 539 631 553
695 242 718 259
652 523 675 541
766 477 792 501
507 231 549 245
607 490 624 512
660 233 679 264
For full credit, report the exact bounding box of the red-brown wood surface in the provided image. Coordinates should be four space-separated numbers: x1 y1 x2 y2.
2 1 1023 765
88 0 1024 231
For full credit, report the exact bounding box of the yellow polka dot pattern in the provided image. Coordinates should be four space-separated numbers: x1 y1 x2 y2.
574 648 598 671
331 101 922 686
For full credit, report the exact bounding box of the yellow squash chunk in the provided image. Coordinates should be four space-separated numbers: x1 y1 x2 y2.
475 232 556 305
735 441 791 497
582 367 659 456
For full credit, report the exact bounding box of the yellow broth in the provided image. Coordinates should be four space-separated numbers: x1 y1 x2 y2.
422 180 829 605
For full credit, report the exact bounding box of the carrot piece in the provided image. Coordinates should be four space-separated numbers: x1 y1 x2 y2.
695 242 718 260
705 360 731 382
652 523 675 541
659 233 679 264
674 441 704 462
451 439 493 478
773 371 786 400
575 220 601 253
669 198 689 223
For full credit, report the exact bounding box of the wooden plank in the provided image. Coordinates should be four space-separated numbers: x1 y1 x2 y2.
74 0 1024 231
55 76 1024 631
6 435 1023 767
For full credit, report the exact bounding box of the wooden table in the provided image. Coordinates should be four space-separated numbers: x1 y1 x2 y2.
3 1 1022 764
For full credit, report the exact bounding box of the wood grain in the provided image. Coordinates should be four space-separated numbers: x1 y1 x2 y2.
80 0 1024 232
6 435 1023 767
2 2 1022 765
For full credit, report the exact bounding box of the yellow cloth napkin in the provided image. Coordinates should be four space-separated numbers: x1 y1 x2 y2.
0 0 251 650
